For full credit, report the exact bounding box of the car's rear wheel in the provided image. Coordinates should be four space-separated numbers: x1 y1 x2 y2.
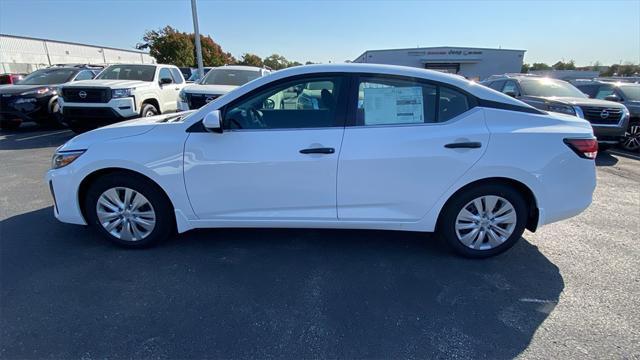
141 104 159 118
84 173 175 248
621 121 640 152
439 184 527 258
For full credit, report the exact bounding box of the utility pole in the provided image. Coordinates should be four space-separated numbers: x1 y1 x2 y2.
191 0 204 79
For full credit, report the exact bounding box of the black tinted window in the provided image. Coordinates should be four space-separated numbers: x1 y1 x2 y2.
18 69 75 85
224 76 343 129
439 87 470 122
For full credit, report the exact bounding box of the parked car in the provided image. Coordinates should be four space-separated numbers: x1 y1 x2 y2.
482 75 630 147
58 64 186 133
186 67 213 82
0 73 26 85
0 66 100 130
572 80 640 152
46 64 597 258
178 65 270 110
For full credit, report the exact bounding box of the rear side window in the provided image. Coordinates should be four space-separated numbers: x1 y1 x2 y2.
169 68 184 84
355 76 469 125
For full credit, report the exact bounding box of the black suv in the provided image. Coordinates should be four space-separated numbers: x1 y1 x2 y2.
572 80 640 152
0 65 101 130
482 75 630 147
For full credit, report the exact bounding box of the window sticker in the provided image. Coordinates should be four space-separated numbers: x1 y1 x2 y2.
363 87 424 125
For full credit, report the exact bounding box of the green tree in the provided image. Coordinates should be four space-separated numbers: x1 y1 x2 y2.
601 63 640 77
140 26 194 67
521 63 531 73
552 60 576 70
263 54 290 70
239 53 264 67
140 26 233 67
190 34 235 66
288 61 303 67
529 62 551 71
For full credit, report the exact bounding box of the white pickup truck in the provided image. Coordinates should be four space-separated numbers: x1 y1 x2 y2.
59 64 186 133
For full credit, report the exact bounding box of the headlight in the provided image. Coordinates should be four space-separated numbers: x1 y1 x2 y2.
51 150 85 169
623 106 630 119
20 87 51 96
548 104 576 116
179 90 187 102
112 88 133 98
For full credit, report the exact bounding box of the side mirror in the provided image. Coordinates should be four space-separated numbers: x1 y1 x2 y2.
604 95 620 102
203 110 222 133
160 77 173 85
504 90 517 98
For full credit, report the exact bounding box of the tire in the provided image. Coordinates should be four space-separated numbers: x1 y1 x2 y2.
438 183 528 258
140 103 159 118
48 100 66 129
0 119 21 131
620 121 640 153
84 172 175 248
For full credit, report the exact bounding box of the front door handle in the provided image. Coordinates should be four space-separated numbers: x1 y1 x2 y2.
444 141 482 149
300 147 335 154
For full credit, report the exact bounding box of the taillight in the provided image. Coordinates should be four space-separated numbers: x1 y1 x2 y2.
564 138 598 159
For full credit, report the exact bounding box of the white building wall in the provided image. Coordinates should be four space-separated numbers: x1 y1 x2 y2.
0 34 156 74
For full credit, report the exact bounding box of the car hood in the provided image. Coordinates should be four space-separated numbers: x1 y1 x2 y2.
522 95 626 108
183 84 238 95
0 84 55 95
58 111 194 151
62 79 151 89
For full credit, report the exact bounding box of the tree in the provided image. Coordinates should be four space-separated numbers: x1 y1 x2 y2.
139 26 233 67
190 34 235 66
552 60 576 70
601 63 640 77
238 53 263 67
529 62 551 71
288 61 303 67
521 63 531 73
140 26 194 67
263 54 290 70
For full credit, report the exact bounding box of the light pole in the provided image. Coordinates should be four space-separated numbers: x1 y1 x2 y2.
191 0 205 79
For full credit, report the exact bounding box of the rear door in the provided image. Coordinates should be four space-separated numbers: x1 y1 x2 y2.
337 75 489 221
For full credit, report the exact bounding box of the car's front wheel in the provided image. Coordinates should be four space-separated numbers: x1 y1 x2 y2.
140 103 159 118
621 121 640 152
439 184 528 258
84 173 175 248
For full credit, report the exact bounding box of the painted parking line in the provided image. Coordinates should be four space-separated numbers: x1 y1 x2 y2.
608 149 640 161
14 130 72 142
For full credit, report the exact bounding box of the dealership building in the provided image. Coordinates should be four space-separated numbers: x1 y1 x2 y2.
0 34 156 74
353 46 526 80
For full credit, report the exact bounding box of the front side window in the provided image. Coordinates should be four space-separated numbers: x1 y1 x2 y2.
73 70 94 81
594 85 615 99
202 69 262 86
488 80 505 91
159 68 173 83
18 69 75 85
356 76 469 125
502 81 519 96
169 68 184 84
96 65 156 81
223 76 343 130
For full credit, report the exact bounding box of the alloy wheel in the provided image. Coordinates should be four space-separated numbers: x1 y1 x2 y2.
96 187 156 241
455 195 517 250
622 124 640 152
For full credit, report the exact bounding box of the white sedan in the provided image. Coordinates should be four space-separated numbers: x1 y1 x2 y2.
46 64 597 258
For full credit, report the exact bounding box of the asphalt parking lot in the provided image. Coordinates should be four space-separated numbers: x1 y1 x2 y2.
1 125 639 359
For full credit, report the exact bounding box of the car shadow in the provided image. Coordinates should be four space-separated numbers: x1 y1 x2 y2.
0 123 74 150
1 207 564 359
595 150 619 166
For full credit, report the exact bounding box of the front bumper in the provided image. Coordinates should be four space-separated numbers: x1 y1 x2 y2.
60 97 138 123
45 168 87 225
0 95 51 123
592 118 629 144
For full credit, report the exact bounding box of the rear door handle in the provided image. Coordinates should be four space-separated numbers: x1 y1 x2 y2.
299 147 335 154
444 141 482 149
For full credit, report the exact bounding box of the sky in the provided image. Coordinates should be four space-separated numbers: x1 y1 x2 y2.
1 0 639 66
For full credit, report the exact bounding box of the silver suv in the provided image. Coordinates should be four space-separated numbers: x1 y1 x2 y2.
482 74 630 147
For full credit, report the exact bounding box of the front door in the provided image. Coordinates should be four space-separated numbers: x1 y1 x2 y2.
183 75 348 220
337 75 489 221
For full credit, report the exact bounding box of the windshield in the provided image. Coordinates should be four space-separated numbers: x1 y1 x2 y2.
520 78 587 98
96 65 156 81
619 85 640 101
187 68 211 82
18 69 75 85
201 69 260 86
